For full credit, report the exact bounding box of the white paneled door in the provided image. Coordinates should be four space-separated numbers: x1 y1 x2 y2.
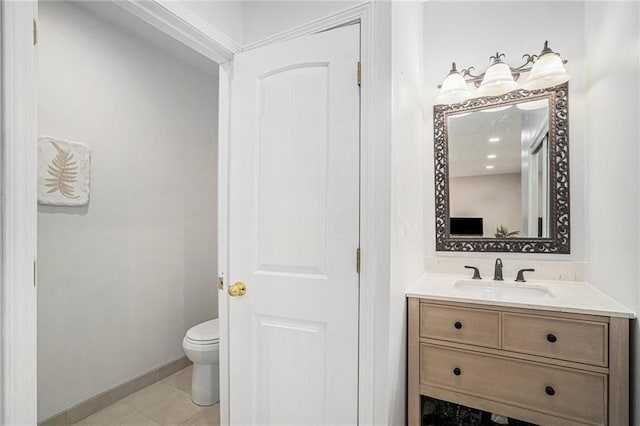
228 24 360 425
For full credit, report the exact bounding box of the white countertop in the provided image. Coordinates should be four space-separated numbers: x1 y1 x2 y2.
406 273 635 319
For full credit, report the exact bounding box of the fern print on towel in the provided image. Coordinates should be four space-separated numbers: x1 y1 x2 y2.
38 137 91 206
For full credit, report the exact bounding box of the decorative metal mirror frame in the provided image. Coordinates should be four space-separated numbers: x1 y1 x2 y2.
434 82 570 253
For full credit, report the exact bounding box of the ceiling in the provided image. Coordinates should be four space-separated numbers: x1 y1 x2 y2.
448 102 548 178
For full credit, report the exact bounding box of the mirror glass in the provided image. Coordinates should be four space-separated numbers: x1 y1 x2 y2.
448 100 549 239
433 82 570 253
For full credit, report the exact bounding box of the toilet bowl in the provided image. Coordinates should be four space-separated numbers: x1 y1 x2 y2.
182 319 219 406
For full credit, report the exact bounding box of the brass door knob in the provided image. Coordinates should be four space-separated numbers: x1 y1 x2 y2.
228 282 247 297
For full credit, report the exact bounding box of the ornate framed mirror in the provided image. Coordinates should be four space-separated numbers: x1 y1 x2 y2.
434 82 569 253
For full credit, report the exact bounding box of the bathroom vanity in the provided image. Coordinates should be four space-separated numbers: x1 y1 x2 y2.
407 275 634 426
419 42 637 426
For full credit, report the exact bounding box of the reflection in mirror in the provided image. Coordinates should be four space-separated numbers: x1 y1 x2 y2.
433 82 570 253
448 100 549 239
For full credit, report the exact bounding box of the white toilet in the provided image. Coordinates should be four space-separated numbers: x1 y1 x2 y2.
182 319 220 406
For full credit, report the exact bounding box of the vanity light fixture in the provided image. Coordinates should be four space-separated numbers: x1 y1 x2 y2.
435 62 472 105
476 53 519 97
485 165 494 169
487 154 497 159
435 41 570 105
523 41 571 90
488 137 500 143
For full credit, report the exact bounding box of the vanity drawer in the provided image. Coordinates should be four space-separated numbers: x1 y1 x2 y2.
420 343 607 425
420 303 500 348
503 313 608 366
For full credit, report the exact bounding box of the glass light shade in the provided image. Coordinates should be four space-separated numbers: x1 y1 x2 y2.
435 70 471 105
476 62 519 97
523 52 571 90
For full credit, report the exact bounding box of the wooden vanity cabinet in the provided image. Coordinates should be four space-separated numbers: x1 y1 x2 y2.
408 298 630 426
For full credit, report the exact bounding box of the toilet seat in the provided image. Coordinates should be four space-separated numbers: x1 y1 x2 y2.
185 319 219 344
184 336 219 345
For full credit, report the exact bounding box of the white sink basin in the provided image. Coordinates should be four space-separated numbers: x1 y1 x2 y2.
454 280 553 299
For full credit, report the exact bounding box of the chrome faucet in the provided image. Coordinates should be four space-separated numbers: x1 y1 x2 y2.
493 258 504 281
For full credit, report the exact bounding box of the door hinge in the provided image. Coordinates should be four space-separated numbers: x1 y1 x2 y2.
33 259 37 287
218 276 224 290
33 19 38 46
356 248 361 274
357 62 361 87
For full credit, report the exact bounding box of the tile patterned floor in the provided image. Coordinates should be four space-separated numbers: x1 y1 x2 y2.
72 367 219 426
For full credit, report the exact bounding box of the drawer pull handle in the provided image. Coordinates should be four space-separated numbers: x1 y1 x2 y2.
453 368 461 376
545 386 555 396
546 334 557 343
454 321 463 329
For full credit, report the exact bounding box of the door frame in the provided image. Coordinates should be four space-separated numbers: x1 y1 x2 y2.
0 2 383 424
1 1 38 424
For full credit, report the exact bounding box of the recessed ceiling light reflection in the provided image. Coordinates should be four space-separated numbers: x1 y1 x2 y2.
486 165 494 169
488 137 500 143
487 154 497 159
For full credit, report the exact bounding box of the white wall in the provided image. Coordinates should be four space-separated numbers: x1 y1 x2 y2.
424 1 586 261
583 1 640 421
388 2 425 425
37 2 218 420
241 1 365 45
450 173 522 238
77 1 219 74
181 0 244 46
